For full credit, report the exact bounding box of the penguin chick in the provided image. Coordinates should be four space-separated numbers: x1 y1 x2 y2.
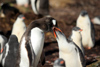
69 27 84 54
53 58 66 67
11 14 26 43
52 27 86 67
76 10 95 49
1 35 19 67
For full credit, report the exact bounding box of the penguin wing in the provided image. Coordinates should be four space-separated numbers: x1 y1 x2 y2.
91 22 95 45
25 39 35 66
73 42 86 67
39 49 45 65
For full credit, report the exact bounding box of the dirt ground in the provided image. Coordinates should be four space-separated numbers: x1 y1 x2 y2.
0 0 100 67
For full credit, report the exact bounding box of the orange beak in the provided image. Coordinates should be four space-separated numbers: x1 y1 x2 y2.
60 60 64 64
1 48 3 53
52 27 62 38
79 29 83 31
22 17 25 19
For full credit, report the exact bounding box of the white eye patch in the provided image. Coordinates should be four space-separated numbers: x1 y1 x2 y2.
52 20 56 25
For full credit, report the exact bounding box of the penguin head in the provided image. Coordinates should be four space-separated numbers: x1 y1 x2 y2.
80 10 88 17
70 27 82 41
72 27 82 33
44 16 58 31
53 58 65 67
77 10 90 23
17 14 25 21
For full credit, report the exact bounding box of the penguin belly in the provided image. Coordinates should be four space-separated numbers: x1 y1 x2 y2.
12 21 26 42
30 28 44 67
59 51 82 67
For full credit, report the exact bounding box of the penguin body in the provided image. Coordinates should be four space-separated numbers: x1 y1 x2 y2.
11 14 26 43
76 10 95 49
1 35 19 67
91 16 100 25
16 0 29 7
0 35 7 63
53 58 65 67
31 0 49 16
69 27 84 54
0 3 20 18
17 17 57 67
53 27 86 67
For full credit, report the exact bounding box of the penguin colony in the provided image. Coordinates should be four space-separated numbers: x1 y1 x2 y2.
0 0 96 67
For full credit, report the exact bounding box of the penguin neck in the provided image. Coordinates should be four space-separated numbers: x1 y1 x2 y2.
71 32 82 44
77 15 90 24
16 18 23 23
55 31 72 52
70 32 82 50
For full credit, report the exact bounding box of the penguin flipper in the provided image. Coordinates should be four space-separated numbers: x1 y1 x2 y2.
91 22 95 45
39 49 45 65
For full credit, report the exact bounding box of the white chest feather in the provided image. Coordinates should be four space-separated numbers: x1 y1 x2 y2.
12 20 26 42
16 0 28 5
30 27 44 67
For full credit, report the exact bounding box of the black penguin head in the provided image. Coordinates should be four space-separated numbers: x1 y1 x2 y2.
72 27 82 32
53 58 65 67
45 16 58 31
8 35 18 44
18 14 25 20
80 10 88 17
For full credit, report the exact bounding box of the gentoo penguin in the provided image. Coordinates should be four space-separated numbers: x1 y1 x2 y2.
0 3 20 18
76 10 95 49
52 27 86 67
53 58 65 67
0 35 7 63
31 0 49 16
16 0 29 7
16 17 57 67
69 27 84 54
91 16 100 25
11 14 26 43
1 35 19 67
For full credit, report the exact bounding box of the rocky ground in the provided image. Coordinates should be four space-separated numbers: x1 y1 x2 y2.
0 0 100 67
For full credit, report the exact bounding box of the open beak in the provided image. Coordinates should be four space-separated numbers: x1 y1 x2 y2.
79 29 83 31
52 27 62 38
22 17 25 19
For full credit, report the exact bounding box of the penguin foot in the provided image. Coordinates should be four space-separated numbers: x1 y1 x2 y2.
24 4 28 8
87 47 91 50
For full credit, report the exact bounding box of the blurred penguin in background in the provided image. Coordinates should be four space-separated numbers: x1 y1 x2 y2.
0 3 20 18
0 35 7 63
53 58 66 67
31 0 49 16
76 10 95 49
16 0 29 7
11 14 26 43
91 16 100 25
69 27 84 54
1 35 19 67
